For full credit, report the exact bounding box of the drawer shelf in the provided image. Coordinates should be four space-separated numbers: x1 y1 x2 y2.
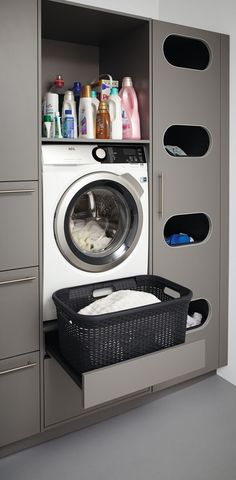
46 331 205 409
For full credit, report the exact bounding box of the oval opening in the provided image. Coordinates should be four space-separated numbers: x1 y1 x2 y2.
164 125 210 157
187 299 210 330
163 35 210 70
164 213 210 246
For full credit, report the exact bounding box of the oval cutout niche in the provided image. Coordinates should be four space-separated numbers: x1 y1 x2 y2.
163 35 210 70
164 213 210 246
187 299 210 330
164 125 210 157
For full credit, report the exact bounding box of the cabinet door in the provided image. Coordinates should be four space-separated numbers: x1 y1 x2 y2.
0 0 38 181
152 21 221 370
0 182 38 271
0 268 39 360
0 352 40 447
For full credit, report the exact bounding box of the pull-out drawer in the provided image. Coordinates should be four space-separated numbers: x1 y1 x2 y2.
0 182 38 271
44 356 150 427
47 334 205 410
0 352 40 447
0 268 39 360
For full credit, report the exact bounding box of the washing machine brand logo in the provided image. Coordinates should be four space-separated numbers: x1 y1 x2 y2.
68 147 76 151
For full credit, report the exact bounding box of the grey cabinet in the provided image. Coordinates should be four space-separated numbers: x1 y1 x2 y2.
0 0 38 181
0 268 39 360
0 352 40 447
0 182 38 271
152 21 228 372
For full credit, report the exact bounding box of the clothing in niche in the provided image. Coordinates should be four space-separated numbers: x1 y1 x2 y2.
165 145 187 156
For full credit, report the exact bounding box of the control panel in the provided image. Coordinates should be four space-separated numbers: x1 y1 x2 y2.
92 145 146 164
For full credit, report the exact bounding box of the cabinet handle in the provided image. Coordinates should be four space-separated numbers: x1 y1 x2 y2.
158 172 164 218
0 276 36 286
0 362 37 376
0 189 35 194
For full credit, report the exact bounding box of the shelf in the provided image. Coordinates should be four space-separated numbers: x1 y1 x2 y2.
41 138 150 144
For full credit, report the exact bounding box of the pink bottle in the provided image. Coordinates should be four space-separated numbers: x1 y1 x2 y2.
119 77 141 139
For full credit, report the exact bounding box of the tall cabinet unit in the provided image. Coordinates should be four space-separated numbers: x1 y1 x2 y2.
152 21 228 384
0 0 40 448
0 0 228 456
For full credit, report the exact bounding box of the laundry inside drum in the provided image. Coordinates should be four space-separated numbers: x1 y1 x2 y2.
68 187 130 255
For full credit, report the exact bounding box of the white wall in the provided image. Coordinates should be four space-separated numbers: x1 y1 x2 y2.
68 0 236 385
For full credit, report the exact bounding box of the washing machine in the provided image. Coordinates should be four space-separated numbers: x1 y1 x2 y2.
42 144 149 321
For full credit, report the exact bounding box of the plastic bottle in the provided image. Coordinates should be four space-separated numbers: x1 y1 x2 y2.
54 112 62 139
119 77 141 140
50 74 66 116
73 81 81 118
79 85 96 139
96 101 110 139
62 109 74 138
43 92 59 137
62 91 77 138
43 114 52 138
107 87 122 140
91 90 99 137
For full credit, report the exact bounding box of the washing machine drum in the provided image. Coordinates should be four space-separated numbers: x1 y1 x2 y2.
54 176 144 272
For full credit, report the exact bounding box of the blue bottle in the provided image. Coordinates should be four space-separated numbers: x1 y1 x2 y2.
63 109 74 138
73 82 81 114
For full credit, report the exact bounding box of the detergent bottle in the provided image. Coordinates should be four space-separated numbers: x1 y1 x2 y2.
107 87 122 140
62 90 77 138
119 77 141 140
79 85 96 139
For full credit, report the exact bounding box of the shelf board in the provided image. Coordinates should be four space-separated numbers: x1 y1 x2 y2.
41 138 150 144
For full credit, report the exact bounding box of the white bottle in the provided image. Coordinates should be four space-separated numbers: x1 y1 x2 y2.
62 90 77 138
107 87 122 140
79 85 96 139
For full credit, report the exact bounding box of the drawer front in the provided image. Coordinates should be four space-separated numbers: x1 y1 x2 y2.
44 356 84 427
0 352 40 447
0 268 39 360
0 182 38 271
83 340 206 409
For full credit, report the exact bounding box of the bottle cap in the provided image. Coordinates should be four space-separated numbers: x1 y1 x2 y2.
110 87 118 95
122 77 133 87
54 74 64 87
64 90 74 100
43 115 51 122
98 101 108 111
91 90 97 98
65 109 72 115
81 85 91 97
73 82 81 94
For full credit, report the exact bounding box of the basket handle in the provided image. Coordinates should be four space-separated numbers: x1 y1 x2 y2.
93 286 114 298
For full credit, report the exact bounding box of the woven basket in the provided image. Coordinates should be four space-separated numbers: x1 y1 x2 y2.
52 275 192 374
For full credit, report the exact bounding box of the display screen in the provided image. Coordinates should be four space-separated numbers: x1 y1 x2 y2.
123 148 137 156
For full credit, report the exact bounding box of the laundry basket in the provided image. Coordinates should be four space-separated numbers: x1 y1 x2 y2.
52 275 192 374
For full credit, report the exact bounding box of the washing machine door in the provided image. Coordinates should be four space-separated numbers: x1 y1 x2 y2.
54 172 144 272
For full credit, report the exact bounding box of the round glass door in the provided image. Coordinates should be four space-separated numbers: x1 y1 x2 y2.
54 178 143 272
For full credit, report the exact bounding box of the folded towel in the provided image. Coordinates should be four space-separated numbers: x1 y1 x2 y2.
79 289 161 315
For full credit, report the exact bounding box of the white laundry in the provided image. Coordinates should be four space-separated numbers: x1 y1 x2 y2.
72 220 111 252
79 289 161 315
165 145 187 156
187 312 202 328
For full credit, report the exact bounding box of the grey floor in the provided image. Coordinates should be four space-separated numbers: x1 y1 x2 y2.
1 374 236 480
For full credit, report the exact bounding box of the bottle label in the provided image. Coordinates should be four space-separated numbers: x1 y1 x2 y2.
122 108 131 136
81 108 87 135
63 117 74 138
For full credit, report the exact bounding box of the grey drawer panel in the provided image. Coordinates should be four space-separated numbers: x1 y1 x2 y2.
44 356 83 427
0 182 38 270
0 352 40 447
0 268 39 360
83 340 205 409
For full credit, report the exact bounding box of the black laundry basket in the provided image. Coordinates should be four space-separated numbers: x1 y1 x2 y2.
52 275 192 374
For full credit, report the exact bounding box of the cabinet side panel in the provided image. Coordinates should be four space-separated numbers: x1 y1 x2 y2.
0 0 38 181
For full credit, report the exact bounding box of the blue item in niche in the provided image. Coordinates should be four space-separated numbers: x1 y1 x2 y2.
166 233 191 246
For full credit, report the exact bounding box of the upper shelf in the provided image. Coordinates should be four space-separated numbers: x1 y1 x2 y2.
41 138 150 144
